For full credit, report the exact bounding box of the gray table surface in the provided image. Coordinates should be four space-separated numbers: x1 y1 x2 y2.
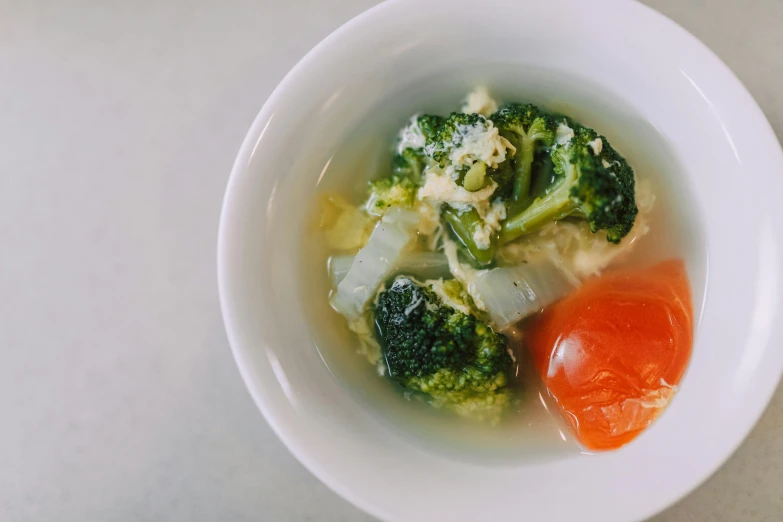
1 0 781 520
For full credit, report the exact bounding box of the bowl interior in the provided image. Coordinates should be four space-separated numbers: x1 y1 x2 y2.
218 0 783 520
299 63 708 464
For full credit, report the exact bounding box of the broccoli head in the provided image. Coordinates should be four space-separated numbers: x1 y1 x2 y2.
397 113 445 154
500 124 638 244
423 112 488 167
367 146 431 216
415 114 446 142
491 103 557 202
374 276 513 420
391 147 427 180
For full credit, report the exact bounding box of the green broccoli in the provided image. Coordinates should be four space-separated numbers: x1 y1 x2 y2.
442 207 497 266
500 124 638 244
365 174 418 216
366 115 446 215
491 103 557 202
391 147 426 181
366 140 434 216
397 114 445 155
374 276 513 420
487 159 516 200
423 112 489 167
528 146 558 200
414 114 446 143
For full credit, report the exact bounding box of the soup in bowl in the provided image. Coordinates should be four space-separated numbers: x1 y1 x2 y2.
218 0 783 520
305 82 704 460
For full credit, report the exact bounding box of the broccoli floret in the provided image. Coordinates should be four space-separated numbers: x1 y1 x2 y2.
391 148 426 180
415 114 446 142
374 276 513 420
367 146 430 216
491 103 557 202
500 124 638 244
423 112 488 167
365 174 418 216
389 113 443 186
397 114 445 154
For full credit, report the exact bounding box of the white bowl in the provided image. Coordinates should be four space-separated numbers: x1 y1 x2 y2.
218 0 783 520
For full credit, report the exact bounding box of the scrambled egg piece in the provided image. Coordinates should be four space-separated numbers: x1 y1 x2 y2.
397 114 426 153
555 122 575 146
461 86 499 117
447 119 515 169
417 168 498 215
471 199 507 250
588 137 603 155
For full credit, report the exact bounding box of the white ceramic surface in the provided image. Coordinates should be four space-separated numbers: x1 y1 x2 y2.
218 0 783 520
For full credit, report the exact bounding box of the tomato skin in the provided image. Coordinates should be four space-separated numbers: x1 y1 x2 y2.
526 260 693 451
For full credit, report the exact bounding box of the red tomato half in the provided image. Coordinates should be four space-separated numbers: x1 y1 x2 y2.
526 259 693 451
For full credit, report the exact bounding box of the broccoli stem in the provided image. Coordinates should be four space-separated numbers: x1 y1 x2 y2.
499 171 577 244
511 136 535 202
499 117 556 204
442 207 496 265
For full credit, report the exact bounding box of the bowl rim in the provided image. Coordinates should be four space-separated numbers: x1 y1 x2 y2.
218 0 783 520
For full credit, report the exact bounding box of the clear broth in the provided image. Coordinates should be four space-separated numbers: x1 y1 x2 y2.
299 68 706 464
